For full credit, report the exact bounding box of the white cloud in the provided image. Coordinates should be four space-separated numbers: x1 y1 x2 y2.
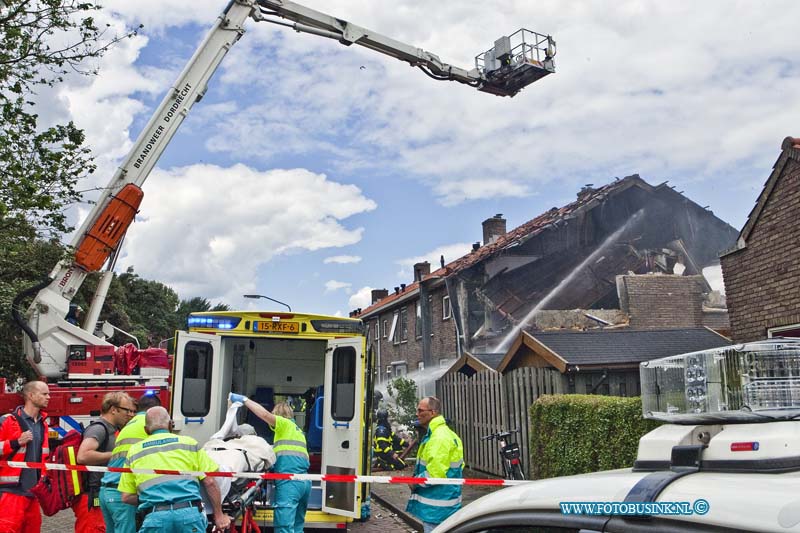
396 242 474 279
349 286 373 310
192 0 800 210
118 164 376 302
325 280 352 293
324 255 362 264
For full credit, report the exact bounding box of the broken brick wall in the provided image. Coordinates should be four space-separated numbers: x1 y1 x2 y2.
617 274 707 328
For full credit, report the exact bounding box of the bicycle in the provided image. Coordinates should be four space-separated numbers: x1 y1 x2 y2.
481 429 525 480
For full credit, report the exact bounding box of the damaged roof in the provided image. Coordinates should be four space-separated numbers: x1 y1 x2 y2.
359 173 728 318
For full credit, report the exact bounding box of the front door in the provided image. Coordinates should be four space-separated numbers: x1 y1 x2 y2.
171 331 222 443
320 337 364 518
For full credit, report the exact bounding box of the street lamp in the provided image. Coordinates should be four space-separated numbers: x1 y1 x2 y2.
243 294 292 312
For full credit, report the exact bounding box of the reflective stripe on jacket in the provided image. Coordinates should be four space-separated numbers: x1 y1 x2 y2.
272 415 309 474
406 415 463 524
102 412 147 487
0 406 50 487
117 429 218 511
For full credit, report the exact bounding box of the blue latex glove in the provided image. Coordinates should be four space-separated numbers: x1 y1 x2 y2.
229 392 248 404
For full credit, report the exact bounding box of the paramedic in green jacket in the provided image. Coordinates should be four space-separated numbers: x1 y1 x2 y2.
99 392 161 533
230 393 311 533
406 396 464 533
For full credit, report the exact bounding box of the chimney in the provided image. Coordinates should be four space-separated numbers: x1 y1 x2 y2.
400 283 406 291
394 287 400 295
472 242 481 252
413 262 431 282
482 214 506 245
371 289 389 304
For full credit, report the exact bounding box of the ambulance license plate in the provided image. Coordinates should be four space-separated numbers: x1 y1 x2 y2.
256 321 300 333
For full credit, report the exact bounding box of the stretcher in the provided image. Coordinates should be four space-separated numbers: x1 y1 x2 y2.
201 403 276 532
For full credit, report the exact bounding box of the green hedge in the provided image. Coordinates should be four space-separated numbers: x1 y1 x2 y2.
529 394 661 479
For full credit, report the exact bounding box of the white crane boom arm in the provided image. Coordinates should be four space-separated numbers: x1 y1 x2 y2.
22 0 555 378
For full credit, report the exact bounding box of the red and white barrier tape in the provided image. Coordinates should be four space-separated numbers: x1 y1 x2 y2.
0 460 528 486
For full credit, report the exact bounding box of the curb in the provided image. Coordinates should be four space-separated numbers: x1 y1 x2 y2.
371 490 423 532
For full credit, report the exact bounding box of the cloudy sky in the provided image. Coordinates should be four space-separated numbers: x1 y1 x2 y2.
53 0 800 316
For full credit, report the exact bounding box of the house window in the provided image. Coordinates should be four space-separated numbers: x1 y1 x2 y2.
415 301 422 340
389 312 400 345
394 363 407 377
400 307 408 343
374 320 380 341
365 324 370 342
418 362 425 372
442 296 451 320
429 295 434 337
768 324 800 338
386 365 393 379
382 320 388 338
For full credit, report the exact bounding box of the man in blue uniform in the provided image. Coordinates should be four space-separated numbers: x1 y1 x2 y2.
118 406 230 532
230 393 311 533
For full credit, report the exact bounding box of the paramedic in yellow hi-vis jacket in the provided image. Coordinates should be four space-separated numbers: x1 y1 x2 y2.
230 393 311 533
99 392 161 533
118 407 231 533
406 396 464 533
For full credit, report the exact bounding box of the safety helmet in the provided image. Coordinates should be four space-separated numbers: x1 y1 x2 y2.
376 408 389 422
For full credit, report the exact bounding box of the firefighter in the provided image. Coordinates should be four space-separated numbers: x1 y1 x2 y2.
99 392 161 533
0 381 50 533
230 393 311 533
118 406 230 532
372 408 408 471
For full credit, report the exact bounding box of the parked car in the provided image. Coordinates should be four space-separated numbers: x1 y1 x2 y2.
436 339 800 533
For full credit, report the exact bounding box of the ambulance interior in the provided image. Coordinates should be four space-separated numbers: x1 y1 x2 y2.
229 336 330 508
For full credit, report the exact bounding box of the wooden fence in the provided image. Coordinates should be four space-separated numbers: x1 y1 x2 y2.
436 367 563 478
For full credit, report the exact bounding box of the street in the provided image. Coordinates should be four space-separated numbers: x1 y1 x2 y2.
41 497 417 532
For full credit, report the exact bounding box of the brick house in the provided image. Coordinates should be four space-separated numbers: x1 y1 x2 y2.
358 264 459 386
358 174 738 386
721 137 800 342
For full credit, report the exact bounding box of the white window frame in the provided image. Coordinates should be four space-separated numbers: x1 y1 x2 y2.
400 307 408 343
389 312 399 345
768 323 800 338
382 319 388 339
442 295 452 320
414 301 422 340
418 361 425 372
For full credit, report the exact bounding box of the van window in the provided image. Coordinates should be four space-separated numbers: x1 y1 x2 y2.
332 346 356 421
181 341 213 416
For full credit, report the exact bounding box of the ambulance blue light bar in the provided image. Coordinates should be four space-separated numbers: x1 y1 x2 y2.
187 316 241 330
641 338 800 423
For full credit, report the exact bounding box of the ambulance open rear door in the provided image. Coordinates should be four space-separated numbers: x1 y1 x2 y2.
171 331 224 444
320 337 364 518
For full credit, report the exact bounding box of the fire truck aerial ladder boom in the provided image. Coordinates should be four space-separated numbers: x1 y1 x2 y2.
18 0 556 379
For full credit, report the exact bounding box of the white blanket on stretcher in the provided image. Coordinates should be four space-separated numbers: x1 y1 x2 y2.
200 403 276 508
